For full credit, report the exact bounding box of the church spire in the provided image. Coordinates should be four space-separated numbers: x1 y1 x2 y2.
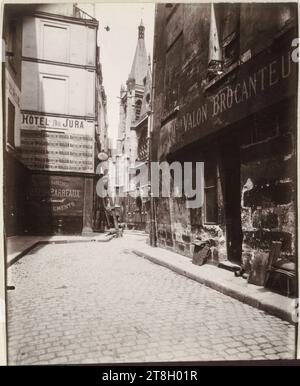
138 19 145 39
129 21 148 86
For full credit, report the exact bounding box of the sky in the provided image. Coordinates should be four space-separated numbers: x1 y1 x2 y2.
79 2 155 147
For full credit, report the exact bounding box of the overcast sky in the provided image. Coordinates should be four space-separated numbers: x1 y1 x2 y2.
79 2 155 147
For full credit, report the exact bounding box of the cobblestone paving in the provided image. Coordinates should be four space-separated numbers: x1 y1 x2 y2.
7 235 296 364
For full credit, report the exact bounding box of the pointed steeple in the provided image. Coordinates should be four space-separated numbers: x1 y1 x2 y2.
138 19 145 39
129 21 148 86
140 56 152 118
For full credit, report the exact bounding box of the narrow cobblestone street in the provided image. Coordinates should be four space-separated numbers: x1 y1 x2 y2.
7 234 296 365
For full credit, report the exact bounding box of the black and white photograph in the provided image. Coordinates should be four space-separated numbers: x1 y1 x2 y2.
0 0 299 366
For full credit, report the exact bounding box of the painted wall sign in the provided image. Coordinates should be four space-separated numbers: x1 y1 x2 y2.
21 113 94 131
168 34 298 155
28 175 84 217
21 129 94 173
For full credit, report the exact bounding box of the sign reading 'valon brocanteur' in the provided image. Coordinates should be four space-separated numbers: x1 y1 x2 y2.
181 49 295 133
169 35 298 154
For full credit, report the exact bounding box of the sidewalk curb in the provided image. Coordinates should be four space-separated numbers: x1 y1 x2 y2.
7 235 116 268
132 249 294 324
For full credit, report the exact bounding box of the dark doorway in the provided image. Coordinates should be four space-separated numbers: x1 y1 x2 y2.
222 137 243 264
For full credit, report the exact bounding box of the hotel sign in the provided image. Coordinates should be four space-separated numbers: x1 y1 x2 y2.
20 113 95 173
21 129 95 173
168 34 298 155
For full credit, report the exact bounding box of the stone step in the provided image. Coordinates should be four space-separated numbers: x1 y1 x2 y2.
218 260 241 272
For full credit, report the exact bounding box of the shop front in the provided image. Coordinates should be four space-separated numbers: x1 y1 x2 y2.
156 27 297 290
25 174 86 234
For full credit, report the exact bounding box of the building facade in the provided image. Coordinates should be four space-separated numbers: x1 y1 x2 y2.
151 3 298 290
3 4 106 235
3 5 30 237
115 22 151 230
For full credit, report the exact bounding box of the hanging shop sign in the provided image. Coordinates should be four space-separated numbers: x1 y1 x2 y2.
168 34 298 155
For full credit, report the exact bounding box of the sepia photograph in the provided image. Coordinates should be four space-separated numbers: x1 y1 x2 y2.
0 0 299 366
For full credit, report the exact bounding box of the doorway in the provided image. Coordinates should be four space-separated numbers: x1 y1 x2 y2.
222 138 243 264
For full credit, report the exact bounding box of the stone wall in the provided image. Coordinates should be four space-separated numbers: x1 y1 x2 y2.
240 99 296 282
152 4 297 271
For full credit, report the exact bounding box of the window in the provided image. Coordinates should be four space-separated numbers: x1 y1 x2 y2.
42 23 69 63
204 161 218 223
222 4 240 67
40 75 68 114
6 21 17 70
135 99 142 121
7 99 15 147
138 127 148 161
240 107 279 147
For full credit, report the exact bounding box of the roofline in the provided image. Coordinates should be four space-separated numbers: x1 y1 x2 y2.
26 10 98 28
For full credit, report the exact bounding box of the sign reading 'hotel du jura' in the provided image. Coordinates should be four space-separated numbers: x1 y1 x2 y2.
21 113 94 131
20 113 95 173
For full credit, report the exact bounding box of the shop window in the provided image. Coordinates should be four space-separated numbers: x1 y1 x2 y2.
7 99 15 147
204 161 218 224
254 111 278 142
40 75 68 114
240 109 279 147
42 22 69 63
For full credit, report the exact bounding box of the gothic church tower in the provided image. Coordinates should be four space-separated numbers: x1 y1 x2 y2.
117 21 148 164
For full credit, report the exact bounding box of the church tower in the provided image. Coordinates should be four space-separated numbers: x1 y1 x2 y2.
117 20 148 161
115 20 150 229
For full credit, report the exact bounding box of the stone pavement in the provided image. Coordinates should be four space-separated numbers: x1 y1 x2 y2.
6 233 114 267
7 233 296 364
132 242 297 324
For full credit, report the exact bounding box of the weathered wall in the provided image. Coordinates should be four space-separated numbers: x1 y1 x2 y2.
240 3 297 56
152 3 297 272
21 61 95 117
152 4 227 260
240 99 297 281
22 15 96 66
